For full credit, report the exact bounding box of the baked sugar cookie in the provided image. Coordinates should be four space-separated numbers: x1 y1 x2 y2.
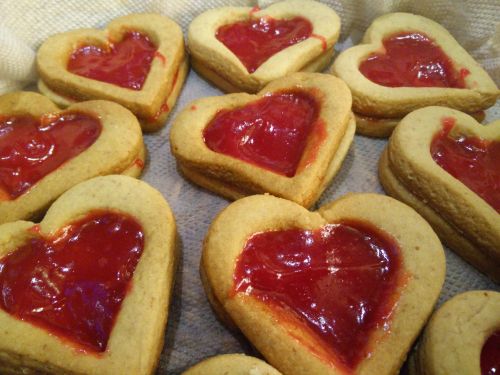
188 0 340 93
202 193 445 375
37 13 188 132
182 354 281 375
332 13 499 137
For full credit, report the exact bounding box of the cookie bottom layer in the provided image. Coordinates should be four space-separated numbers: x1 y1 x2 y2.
122 142 147 178
192 47 334 94
179 116 355 208
379 148 499 282
38 57 190 132
355 111 486 138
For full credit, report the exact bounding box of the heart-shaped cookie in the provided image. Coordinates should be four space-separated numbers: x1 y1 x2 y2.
331 13 499 137
379 106 500 281
183 354 282 375
188 0 340 93
201 193 445 375
37 13 188 132
0 175 176 374
170 72 355 208
409 290 500 375
0 91 143 224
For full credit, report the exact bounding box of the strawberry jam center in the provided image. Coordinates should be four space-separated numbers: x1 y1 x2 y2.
359 32 466 88
481 331 500 375
216 16 313 73
233 220 402 370
431 117 500 212
0 112 101 199
0 211 144 352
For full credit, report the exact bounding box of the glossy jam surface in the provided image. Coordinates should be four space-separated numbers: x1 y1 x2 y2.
233 221 402 370
216 16 312 73
68 32 157 90
431 118 500 212
481 331 500 375
359 32 465 88
0 211 144 352
203 90 320 177
0 113 101 199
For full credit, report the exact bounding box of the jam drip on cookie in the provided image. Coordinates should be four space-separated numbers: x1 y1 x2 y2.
0 211 144 352
233 221 402 371
203 90 320 177
68 32 157 90
0 112 101 199
216 16 312 73
431 118 500 212
359 32 466 88
481 331 500 375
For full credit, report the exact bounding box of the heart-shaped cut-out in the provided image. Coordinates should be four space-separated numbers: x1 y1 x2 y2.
0 92 143 224
37 14 187 131
201 193 445 374
379 106 500 281
408 291 500 375
332 13 499 136
0 175 176 374
170 72 355 208
188 0 340 93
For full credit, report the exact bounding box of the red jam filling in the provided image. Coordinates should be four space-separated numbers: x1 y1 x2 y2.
431 118 500 212
359 32 466 88
0 112 101 199
481 331 500 375
233 221 402 371
216 16 313 73
68 31 157 90
0 211 144 353
203 90 320 177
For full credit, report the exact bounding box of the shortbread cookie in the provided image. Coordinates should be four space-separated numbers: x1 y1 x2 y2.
0 175 176 375
0 92 143 224
170 72 354 208
188 0 340 93
379 106 499 281
332 13 499 137
409 290 500 375
183 354 282 375
201 193 445 375
37 13 188 132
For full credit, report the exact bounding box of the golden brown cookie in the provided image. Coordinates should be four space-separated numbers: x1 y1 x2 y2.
332 13 499 137
37 13 188 132
201 193 445 375
0 175 177 374
188 0 340 93
409 290 500 375
182 354 282 375
170 72 354 208
379 106 500 281
0 92 143 224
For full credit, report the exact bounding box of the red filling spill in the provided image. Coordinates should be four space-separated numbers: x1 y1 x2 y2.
0 112 101 199
203 90 320 177
481 331 500 375
359 32 466 88
233 221 402 370
216 16 313 73
0 211 144 353
431 118 500 212
68 31 157 90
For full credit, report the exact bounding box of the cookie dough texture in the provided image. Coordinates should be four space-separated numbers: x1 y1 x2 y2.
0 92 144 224
332 12 499 137
182 354 282 375
37 13 188 132
409 290 500 375
188 0 340 93
0 175 177 375
170 72 355 208
379 106 500 281
201 193 445 375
